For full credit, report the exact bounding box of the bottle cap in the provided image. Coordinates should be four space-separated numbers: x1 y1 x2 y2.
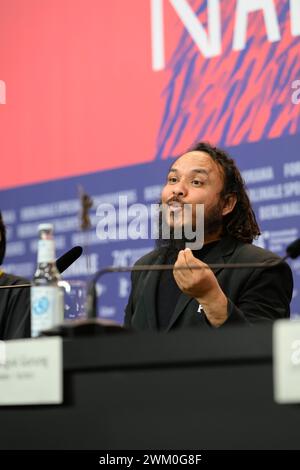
38 223 54 232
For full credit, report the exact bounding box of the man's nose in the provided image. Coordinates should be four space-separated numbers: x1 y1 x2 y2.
172 180 188 197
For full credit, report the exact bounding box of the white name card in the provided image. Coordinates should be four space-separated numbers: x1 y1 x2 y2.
0 336 62 406
273 319 300 404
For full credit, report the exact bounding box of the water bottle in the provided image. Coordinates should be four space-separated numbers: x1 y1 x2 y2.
30 223 64 337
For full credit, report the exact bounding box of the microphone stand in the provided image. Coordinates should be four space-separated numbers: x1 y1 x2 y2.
0 258 288 291
0 283 31 290
85 257 286 321
37 235 300 337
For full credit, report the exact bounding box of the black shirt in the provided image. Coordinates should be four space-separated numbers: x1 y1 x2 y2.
0 271 30 340
156 241 219 330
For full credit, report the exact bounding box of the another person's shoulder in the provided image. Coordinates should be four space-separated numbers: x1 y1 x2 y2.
0 272 30 286
0 272 31 340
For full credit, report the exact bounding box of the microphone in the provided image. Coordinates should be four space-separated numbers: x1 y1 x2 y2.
286 238 300 259
86 238 300 319
56 245 83 274
0 246 83 290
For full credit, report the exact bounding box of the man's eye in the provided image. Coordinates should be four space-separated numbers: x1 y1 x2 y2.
168 177 177 183
192 180 203 186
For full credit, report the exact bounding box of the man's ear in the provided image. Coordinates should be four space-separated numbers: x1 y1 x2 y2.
222 194 237 216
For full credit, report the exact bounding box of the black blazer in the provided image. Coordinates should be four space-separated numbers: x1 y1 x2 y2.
124 236 293 331
0 272 30 340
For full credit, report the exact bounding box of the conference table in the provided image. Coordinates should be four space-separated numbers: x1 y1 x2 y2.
0 323 299 450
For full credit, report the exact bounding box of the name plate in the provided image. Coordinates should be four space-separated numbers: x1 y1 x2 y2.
273 319 300 404
0 337 62 406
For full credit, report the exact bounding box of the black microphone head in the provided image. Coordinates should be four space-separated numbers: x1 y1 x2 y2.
286 238 300 259
56 246 83 273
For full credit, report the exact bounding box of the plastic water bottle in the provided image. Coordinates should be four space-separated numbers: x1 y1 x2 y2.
30 223 64 337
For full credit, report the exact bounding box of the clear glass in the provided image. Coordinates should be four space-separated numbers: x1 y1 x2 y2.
59 279 87 320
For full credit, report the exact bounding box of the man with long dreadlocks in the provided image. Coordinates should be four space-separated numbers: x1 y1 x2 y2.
125 142 293 331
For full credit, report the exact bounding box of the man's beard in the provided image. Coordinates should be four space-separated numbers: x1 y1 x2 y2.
156 201 223 253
